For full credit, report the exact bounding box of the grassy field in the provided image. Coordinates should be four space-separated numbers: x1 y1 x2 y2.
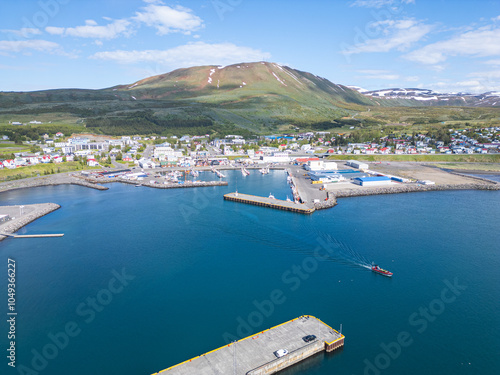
326 154 500 163
0 162 97 182
428 162 500 172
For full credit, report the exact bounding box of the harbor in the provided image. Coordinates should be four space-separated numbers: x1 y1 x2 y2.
224 192 315 214
152 316 344 375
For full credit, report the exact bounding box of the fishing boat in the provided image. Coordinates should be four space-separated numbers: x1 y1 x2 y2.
268 193 275 199
371 264 393 277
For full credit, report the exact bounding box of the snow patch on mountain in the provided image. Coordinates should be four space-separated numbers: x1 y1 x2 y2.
272 72 287 86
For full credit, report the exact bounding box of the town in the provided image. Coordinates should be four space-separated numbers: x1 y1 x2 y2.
1 125 499 173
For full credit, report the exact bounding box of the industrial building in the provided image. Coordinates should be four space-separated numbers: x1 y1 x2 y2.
304 160 337 171
346 160 369 170
352 176 392 186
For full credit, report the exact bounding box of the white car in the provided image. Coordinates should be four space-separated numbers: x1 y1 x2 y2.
274 349 288 358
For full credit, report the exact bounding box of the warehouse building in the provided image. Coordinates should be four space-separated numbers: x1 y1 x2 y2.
352 176 392 186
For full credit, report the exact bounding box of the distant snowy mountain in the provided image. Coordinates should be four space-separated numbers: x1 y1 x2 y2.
350 87 500 107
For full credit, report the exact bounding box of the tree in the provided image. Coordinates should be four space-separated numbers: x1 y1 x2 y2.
116 152 123 161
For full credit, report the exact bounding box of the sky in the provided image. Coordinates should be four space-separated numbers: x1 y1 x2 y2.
1 0 500 93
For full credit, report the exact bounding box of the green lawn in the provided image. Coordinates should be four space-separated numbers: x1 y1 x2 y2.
0 162 97 182
326 154 500 163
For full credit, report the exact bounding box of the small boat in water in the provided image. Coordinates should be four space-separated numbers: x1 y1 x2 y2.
371 264 393 277
268 193 275 199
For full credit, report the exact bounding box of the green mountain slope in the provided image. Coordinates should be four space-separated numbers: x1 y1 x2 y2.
1 62 497 135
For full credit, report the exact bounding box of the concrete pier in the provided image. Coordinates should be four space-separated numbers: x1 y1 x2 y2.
153 315 344 375
0 233 64 238
224 192 314 214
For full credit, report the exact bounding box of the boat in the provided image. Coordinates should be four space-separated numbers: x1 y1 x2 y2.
371 264 393 277
268 193 275 199
241 167 250 176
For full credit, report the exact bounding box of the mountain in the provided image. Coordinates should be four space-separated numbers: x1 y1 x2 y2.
1 62 499 136
349 87 500 107
0 62 374 134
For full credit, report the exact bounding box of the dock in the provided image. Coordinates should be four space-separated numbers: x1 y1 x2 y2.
0 233 64 238
224 192 315 214
153 315 344 375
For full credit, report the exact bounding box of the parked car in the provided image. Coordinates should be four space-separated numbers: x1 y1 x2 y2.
274 349 288 358
303 335 316 342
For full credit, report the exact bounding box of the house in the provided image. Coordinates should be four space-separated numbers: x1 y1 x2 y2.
40 155 52 163
87 159 99 167
53 156 63 163
2 160 16 169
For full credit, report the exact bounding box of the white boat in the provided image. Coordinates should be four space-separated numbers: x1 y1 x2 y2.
241 167 250 176
286 196 292 202
214 169 226 178
268 193 275 199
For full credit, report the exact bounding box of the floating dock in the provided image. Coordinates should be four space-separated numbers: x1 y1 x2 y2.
152 315 344 375
224 192 315 214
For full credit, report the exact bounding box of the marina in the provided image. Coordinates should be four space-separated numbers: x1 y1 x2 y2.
224 192 315 214
152 316 344 375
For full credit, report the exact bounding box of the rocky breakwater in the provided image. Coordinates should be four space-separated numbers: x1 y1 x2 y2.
0 203 61 241
0 174 108 194
312 191 338 211
333 180 499 201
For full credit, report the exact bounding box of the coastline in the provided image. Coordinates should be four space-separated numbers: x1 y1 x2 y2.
0 173 108 194
0 203 61 241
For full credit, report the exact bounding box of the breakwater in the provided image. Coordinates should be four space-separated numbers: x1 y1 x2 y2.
0 203 61 241
0 175 108 194
86 177 228 189
332 181 499 201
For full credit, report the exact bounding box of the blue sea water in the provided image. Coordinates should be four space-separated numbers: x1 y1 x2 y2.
0 170 499 375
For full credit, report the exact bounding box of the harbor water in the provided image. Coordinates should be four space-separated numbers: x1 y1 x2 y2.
0 170 499 375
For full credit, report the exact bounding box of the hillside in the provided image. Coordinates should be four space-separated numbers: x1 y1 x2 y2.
0 62 499 136
0 62 375 135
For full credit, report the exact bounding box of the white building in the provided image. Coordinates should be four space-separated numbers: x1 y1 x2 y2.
261 152 291 163
305 160 338 171
347 160 368 170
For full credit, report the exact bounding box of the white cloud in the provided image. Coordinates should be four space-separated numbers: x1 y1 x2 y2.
405 76 419 82
343 18 433 55
1 28 42 37
45 19 132 39
90 42 271 68
350 0 414 8
484 59 500 66
492 15 500 22
134 4 203 35
0 40 62 55
356 69 400 80
404 26 500 64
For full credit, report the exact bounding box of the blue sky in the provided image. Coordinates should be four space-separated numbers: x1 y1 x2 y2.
1 0 500 93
